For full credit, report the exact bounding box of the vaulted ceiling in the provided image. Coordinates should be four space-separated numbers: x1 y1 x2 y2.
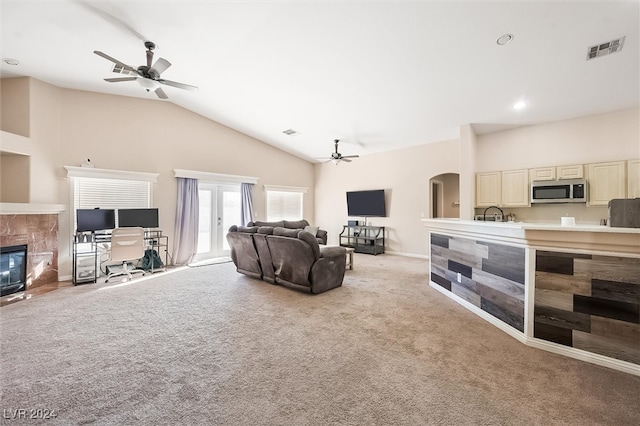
2 1 638 162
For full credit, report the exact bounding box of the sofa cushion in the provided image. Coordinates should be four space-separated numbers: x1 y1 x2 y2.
257 226 275 235
273 227 301 238
251 220 284 228
236 226 258 234
284 219 309 229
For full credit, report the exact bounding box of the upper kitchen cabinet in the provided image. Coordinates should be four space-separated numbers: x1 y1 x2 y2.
556 164 584 180
530 167 555 182
530 164 584 181
628 159 640 198
501 169 530 207
476 169 529 208
476 172 501 207
587 161 626 206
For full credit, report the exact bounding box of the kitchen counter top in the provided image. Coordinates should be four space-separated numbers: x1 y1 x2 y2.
422 218 640 233
422 218 640 255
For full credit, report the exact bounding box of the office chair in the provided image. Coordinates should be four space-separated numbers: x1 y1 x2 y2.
105 227 146 283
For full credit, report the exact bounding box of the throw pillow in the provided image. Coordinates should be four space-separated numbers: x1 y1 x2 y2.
304 225 319 236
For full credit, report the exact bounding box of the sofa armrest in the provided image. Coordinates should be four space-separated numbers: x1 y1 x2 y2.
316 229 328 245
319 245 345 259
311 247 347 294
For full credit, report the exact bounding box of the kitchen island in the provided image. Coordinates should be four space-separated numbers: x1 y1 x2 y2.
422 218 640 375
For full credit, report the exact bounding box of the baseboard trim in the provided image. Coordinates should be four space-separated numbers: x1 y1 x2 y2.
429 281 640 376
385 250 429 260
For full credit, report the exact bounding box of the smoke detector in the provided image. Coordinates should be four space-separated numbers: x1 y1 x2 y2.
587 36 625 60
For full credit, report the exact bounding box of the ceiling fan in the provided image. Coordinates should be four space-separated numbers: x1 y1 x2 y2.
93 41 198 99
319 139 360 164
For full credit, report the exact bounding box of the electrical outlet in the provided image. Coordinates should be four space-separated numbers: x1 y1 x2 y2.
457 272 462 282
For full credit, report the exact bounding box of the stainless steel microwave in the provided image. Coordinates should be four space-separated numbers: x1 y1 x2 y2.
531 179 588 204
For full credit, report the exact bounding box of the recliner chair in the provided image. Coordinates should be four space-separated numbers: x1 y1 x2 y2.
105 227 146 283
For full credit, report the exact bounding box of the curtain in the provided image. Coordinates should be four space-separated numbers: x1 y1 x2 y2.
172 178 199 265
240 183 254 226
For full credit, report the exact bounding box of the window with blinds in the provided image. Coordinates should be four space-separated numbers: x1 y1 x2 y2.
266 190 303 221
73 177 152 228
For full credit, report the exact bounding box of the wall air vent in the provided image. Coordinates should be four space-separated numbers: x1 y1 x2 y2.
586 36 625 60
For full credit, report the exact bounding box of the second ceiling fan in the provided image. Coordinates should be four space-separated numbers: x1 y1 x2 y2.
320 139 359 164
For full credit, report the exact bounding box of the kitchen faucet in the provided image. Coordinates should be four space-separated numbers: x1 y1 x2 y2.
483 205 504 222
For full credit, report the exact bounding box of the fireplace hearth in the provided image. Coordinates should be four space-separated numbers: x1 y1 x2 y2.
0 244 27 296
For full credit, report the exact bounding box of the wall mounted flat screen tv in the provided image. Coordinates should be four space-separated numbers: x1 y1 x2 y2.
76 209 116 232
118 208 159 228
346 190 386 217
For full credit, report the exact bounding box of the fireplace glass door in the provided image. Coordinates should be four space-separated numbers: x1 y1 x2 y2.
0 244 27 296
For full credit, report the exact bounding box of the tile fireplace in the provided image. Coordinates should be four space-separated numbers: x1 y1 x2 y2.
0 212 61 295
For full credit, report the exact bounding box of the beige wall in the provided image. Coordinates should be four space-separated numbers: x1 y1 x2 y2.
0 77 30 137
475 108 640 172
3 77 639 266
3 78 316 277
314 139 460 256
0 153 29 202
473 107 640 224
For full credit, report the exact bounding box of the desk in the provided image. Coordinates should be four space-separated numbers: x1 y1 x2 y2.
72 230 168 285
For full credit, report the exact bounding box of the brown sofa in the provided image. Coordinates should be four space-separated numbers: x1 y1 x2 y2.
227 225 346 294
247 220 328 245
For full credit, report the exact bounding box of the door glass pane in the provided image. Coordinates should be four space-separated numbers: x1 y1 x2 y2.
197 189 212 253
221 191 241 251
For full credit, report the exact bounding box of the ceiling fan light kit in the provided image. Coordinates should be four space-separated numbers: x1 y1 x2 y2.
94 40 198 99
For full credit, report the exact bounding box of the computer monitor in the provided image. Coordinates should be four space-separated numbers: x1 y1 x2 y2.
76 209 116 232
117 208 159 229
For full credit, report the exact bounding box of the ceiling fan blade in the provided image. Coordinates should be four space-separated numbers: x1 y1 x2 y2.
104 77 138 83
341 155 360 159
150 58 171 76
154 87 169 99
94 51 137 73
158 79 199 91
341 158 352 162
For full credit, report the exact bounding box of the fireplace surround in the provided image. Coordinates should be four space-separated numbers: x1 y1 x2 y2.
0 211 60 295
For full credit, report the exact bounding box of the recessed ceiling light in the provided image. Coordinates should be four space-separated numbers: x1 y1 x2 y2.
513 101 526 110
497 34 514 46
2 58 19 66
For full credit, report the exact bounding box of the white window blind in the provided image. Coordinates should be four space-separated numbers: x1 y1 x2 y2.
266 190 303 221
73 177 152 228
74 177 151 210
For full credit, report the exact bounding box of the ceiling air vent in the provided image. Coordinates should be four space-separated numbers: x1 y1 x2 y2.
587 36 625 60
282 129 298 136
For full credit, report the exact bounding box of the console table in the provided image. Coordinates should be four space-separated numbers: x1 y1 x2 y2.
339 225 385 255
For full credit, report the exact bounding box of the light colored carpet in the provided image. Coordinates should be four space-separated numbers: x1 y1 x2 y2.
1 254 638 425
188 256 233 267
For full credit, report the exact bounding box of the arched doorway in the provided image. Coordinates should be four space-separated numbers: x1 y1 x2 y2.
429 173 460 218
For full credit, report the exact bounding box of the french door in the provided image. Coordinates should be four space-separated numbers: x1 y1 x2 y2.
195 184 241 260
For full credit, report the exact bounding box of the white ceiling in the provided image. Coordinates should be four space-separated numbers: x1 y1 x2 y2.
1 1 638 162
